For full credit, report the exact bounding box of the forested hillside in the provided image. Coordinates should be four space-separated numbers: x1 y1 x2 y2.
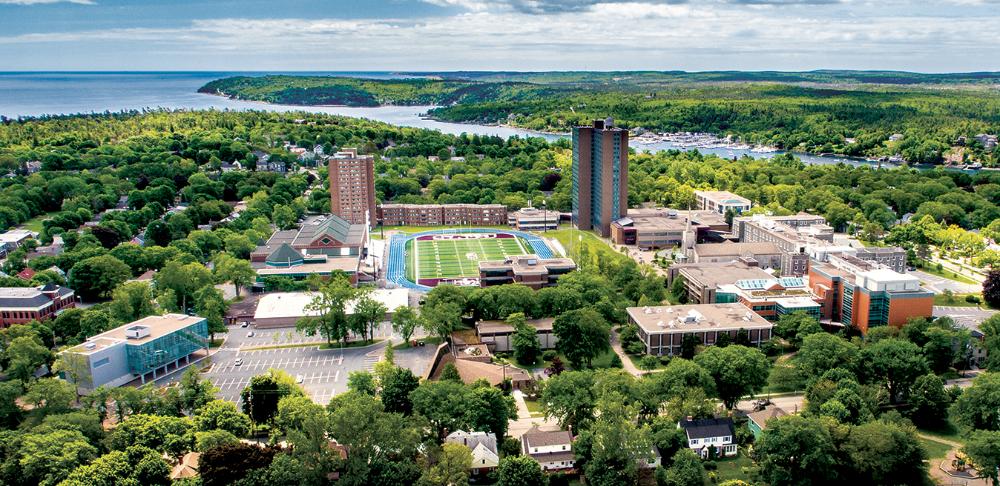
200 73 1000 164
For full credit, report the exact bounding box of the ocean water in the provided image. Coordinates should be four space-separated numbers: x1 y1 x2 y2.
0 71 883 166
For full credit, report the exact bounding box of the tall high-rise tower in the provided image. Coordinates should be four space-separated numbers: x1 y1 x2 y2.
572 118 628 237
329 148 376 228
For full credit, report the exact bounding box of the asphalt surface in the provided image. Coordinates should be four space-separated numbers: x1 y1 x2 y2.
934 305 998 330
912 270 981 294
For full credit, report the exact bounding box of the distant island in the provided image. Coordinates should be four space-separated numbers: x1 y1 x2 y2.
200 71 1000 165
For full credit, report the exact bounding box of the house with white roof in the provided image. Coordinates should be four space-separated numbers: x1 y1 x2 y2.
445 430 499 475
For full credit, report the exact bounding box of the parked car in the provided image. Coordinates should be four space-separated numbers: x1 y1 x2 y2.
247 331 254 338
240 322 249 328
296 374 303 384
235 358 243 366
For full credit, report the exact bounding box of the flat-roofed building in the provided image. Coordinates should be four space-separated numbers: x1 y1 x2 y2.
479 255 576 290
627 303 774 356
572 119 628 237
329 148 376 227
508 207 560 231
252 289 410 328
377 204 507 227
689 242 784 270
476 317 556 352
694 190 751 215
808 254 932 333
0 229 35 258
716 276 822 321
854 247 907 273
611 213 693 249
0 283 75 328
59 314 209 393
668 261 775 304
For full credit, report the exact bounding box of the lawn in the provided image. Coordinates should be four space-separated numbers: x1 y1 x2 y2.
915 259 980 285
20 213 54 233
547 227 627 264
709 451 758 484
523 399 545 418
406 233 531 281
919 437 953 460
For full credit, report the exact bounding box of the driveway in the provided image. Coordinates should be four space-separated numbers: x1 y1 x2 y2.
912 270 981 294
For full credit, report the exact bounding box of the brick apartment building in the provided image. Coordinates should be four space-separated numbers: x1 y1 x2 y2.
377 204 508 227
0 283 76 328
329 148 376 228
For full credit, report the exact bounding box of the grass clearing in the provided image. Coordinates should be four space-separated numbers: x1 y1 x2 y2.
919 437 953 460
915 260 980 285
709 451 757 484
523 399 545 418
20 213 54 233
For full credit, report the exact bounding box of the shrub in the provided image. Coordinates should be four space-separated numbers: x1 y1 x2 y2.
638 355 659 370
703 460 718 471
542 350 558 361
966 294 982 304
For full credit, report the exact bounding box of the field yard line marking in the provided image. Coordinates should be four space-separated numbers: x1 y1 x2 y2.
412 238 420 281
452 239 466 277
514 235 528 254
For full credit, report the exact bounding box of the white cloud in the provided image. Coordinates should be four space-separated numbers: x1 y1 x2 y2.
0 1 998 71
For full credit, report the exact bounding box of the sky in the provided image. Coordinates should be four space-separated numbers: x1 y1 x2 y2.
0 0 999 72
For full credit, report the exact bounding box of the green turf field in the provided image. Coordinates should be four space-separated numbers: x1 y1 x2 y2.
407 235 532 280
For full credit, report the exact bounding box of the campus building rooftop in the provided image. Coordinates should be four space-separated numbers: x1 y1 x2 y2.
71 313 205 352
626 303 773 335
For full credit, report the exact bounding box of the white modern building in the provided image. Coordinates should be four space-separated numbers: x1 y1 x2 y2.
694 190 752 215
252 288 409 328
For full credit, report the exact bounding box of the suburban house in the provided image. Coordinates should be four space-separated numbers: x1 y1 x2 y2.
445 430 499 475
679 417 738 458
747 406 788 440
521 427 575 471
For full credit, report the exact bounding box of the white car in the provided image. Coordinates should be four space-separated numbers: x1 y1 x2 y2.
247 331 254 338
296 374 303 384
234 358 243 366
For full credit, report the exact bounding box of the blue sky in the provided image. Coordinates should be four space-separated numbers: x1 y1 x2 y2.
0 0 998 71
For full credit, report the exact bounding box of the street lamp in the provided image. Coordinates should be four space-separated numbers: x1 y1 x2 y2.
541 199 548 233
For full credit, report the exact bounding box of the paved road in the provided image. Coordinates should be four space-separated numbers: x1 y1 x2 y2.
934 305 997 330
912 270 981 294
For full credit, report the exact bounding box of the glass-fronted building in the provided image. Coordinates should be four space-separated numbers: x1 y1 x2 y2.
60 314 209 393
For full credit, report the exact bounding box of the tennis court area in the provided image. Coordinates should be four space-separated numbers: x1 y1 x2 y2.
405 232 531 285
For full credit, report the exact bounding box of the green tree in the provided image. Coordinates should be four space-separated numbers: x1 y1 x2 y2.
694 345 770 409
213 253 256 298
861 338 928 404
580 392 653 486
964 430 1000 486
194 285 228 343
954 372 1000 431
155 259 213 311
380 365 420 415
348 370 378 396
796 332 858 379
59 445 171 486
297 275 355 345
497 455 545 486
909 373 951 427
540 370 595 432
195 399 252 437
756 415 839 486
419 442 472 486
774 311 823 347
68 255 131 300
466 385 516 439
177 366 219 414
391 306 420 343
108 413 195 461
840 420 926 485
272 204 297 230
351 290 387 344
4 335 51 382
553 308 610 369
985 270 1000 309
509 313 542 365
18 429 99 486
241 369 305 424
108 281 158 323
410 380 472 440
327 391 423 486
24 377 76 413
661 448 707 486
199 442 279 486
420 301 463 342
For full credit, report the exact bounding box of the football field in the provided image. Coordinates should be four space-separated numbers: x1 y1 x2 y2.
407 233 531 282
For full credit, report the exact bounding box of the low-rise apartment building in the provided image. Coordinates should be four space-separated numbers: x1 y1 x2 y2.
695 190 752 215
0 283 75 328
478 255 576 290
377 204 508 227
508 207 560 231
627 303 774 356
688 242 784 270
59 314 209 393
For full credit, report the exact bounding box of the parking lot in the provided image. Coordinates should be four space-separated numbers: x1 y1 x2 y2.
192 321 436 406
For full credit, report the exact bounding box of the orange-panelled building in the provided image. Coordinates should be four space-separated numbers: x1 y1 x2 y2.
808 263 933 334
